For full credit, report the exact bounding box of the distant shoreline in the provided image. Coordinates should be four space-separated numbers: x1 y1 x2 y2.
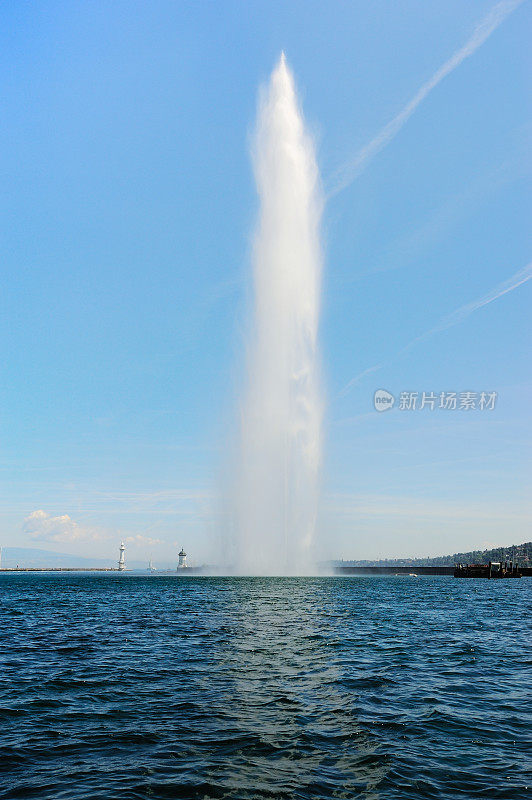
2 566 531 577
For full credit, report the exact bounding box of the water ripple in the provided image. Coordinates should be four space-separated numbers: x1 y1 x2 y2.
0 574 530 799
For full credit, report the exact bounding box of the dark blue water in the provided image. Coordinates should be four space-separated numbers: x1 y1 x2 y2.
0 575 530 799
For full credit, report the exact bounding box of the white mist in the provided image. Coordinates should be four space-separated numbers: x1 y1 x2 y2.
235 54 323 575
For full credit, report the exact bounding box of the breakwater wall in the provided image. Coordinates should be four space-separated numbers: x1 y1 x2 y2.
1 566 530 576
335 565 532 576
334 566 454 575
0 568 116 573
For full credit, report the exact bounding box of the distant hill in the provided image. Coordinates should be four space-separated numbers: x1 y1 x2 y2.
337 541 532 568
0 547 153 570
0 547 116 569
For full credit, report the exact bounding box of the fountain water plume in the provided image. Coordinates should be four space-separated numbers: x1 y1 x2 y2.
235 54 323 575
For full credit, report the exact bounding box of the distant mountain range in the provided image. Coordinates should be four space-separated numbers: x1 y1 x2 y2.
0 547 167 570
336 541 532 568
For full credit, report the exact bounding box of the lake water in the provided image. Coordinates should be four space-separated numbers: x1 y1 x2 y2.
0 574 530 799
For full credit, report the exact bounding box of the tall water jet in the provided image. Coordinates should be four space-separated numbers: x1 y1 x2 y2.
235 54 323 574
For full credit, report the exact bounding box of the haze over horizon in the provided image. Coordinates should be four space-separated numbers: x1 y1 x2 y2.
1 1 530 565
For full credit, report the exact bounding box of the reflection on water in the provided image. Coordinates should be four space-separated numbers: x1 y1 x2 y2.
223 580 386 798
0 575 530 799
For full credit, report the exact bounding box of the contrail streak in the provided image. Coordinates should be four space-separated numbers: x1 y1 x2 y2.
339 261 532 396
406 261 532 348
328 0 525 197
338 363 383 398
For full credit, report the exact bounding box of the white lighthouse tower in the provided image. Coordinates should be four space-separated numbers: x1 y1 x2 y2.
177 547 187 569
118 541 126 571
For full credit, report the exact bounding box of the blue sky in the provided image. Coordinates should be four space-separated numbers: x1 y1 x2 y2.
1 0 530 564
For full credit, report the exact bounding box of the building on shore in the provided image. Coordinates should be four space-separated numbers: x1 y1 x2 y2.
454 560 521 578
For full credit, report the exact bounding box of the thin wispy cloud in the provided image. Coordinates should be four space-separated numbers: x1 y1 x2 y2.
325 492 531 522
361 144 531 280
328 0 525 197
338 363 384 398
124 533 163 547
339 261 532 395
445 262 532 323
404 261 532 350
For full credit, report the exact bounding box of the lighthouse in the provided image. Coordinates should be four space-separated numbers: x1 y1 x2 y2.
177 547 187 569
118 541 126 571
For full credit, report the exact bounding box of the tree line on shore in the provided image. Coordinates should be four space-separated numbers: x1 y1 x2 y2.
337 541 532 567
